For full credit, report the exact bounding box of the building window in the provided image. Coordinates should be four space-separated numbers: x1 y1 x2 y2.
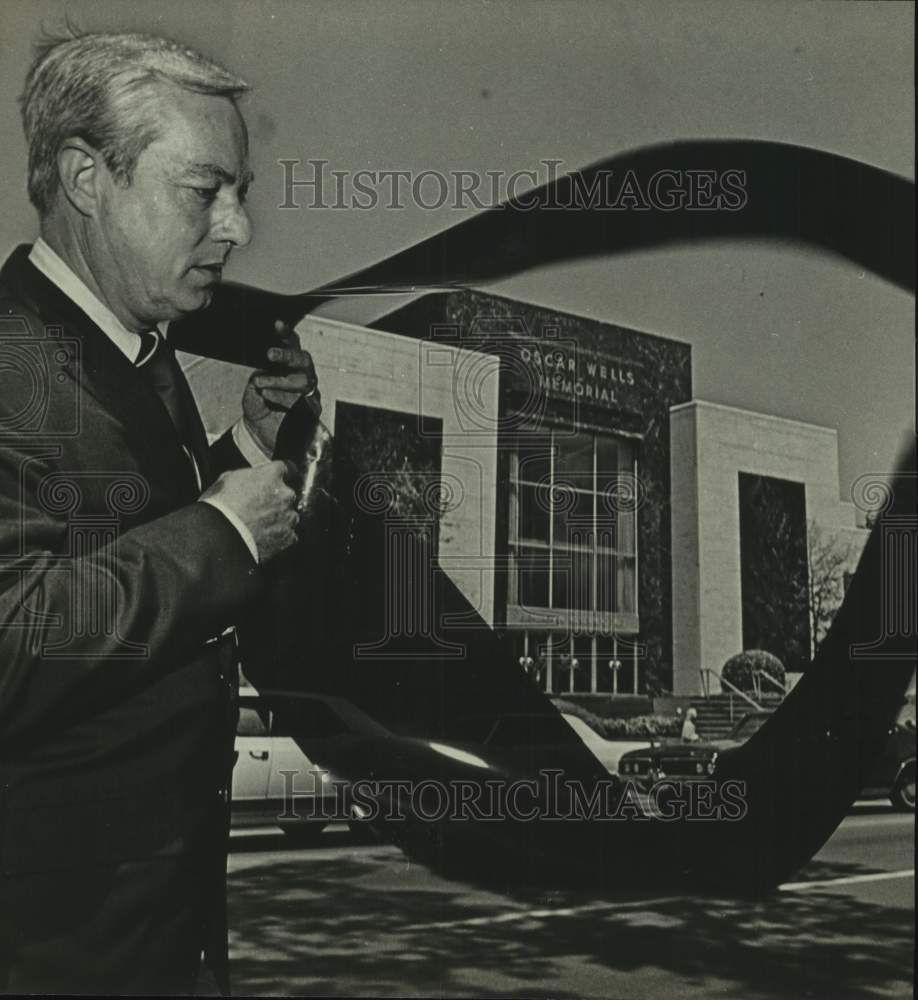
738 472 810 673
508 429 638 624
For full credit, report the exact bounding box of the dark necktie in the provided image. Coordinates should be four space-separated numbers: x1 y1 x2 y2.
135 330 209 487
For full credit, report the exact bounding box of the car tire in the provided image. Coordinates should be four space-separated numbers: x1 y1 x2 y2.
890 763 916 812
280 822 329 844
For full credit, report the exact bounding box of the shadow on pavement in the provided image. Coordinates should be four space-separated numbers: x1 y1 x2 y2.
227 846 914 999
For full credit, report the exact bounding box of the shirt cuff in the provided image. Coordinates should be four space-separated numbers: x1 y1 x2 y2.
233 418 273 467
199 496 260 564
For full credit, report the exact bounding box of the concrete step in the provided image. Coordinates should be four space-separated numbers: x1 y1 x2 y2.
689 692 785 739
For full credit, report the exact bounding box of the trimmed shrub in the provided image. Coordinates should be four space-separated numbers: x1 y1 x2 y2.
553 699 680 739
720 649 786 693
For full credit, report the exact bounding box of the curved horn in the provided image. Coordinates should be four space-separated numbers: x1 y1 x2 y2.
179 140 914 892
318 139 914 295
171 139 914 365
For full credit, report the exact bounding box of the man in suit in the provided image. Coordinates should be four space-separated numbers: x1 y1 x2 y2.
0 29 321 994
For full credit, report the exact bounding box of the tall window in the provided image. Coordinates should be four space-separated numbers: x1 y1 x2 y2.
508 429 638 623
738 472 810 672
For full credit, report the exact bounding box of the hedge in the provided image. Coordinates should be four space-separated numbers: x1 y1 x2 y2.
552 698 680 739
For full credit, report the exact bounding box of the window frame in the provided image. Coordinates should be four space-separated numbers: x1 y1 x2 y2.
506 425 641 633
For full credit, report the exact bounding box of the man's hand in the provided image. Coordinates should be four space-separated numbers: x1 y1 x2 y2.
242 320 321 457
201 461 299 562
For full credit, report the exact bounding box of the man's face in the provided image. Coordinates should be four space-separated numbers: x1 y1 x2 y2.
92 84 253 329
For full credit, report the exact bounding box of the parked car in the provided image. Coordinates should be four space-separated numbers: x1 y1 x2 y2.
232 686 348 842
617 710 771 790
861 722 915 811
617 711 916 811
237 694 626 863
233 688 523 848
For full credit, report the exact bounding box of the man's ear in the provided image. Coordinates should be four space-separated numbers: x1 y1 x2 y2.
56 137 104 217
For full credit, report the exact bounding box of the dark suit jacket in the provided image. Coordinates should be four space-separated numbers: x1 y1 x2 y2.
0 244 262 992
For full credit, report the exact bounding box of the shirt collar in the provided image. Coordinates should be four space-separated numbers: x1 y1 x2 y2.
29 238 168 363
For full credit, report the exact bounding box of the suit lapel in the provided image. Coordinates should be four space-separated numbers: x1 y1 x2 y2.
2 246 202 500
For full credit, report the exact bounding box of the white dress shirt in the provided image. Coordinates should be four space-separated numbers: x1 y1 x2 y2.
29 238 266 562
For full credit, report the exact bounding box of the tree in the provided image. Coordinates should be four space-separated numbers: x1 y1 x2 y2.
334 400 448 540
806 519 856 658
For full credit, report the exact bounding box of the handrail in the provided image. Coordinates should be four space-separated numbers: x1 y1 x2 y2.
698 668 763 712
753 667 787 700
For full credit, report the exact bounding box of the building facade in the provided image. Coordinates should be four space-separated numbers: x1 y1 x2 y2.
373 290 695 696
670 400 869 695
185 289 865 699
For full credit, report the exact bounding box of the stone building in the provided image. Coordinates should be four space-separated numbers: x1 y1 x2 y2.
185 288 867 698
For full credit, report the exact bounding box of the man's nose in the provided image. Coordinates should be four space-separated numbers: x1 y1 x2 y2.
214 198 253 249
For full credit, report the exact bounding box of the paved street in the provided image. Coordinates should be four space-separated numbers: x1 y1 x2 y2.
226 805 914 998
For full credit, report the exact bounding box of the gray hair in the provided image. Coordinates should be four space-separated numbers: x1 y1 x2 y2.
20 27 250 216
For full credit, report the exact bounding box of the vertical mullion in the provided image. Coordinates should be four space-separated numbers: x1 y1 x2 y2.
547 430 555 693
548 428 554 607
632 447 639 692
591 433 598 673
508 447 518 607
